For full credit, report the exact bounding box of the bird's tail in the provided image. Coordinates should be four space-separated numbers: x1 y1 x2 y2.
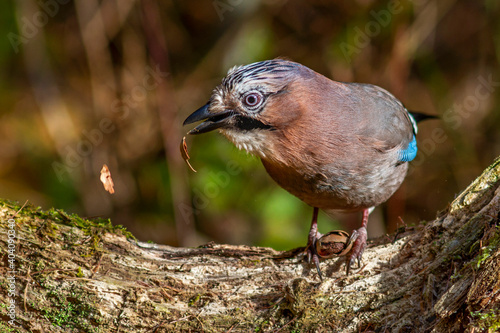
408 111 439 123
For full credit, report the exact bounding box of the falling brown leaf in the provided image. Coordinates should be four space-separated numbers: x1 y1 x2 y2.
100 164 115 194
180 136 197 172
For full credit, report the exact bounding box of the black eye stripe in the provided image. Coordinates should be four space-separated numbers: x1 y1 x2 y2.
234 115 274 131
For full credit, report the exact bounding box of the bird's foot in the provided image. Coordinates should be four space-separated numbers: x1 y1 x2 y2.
306 232 324 281
346 226 367 275
304 207 324 281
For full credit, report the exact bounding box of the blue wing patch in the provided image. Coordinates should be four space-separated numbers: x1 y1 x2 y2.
398 135 417 162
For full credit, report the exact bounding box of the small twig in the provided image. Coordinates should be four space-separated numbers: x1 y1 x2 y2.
55 209 71 222
356 263 368 274
30 268 78 276
273 316 297 332
397 216 408 228
194 309 206 331
330 290 384 295
392 216 409 243
169 315 192 324
159 288 173 300
150 319 166 333
162 285 183 293
11 200 29 220
271 246 306 260
63 277 99 282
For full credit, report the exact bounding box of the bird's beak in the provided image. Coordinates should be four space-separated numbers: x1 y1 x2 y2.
183 103 233 135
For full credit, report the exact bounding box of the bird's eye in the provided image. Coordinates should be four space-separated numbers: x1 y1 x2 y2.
243 92 263 109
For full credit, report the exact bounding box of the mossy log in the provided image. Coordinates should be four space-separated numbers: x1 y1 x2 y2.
1 156 499 332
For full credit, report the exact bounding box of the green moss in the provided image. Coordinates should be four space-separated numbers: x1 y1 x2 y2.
266 278 346 331
188 293 201 307
0 322 22 333
473 226 500 269
0 200 134 259
188 293 215 308
470 309 500 331
53 208 135 240
0 199 126 332
41 287 99 331
1 200 133 240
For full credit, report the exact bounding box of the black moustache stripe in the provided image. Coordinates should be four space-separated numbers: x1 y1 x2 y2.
234 116 274 131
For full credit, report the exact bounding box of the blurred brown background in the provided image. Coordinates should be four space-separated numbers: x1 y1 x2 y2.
1 0 499 249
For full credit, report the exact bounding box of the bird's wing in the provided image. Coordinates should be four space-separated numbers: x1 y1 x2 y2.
348 83 416 160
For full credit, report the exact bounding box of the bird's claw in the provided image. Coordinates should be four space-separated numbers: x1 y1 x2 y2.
313 255 323 281
306 240 323 281
345 226 367 275
346 253 362 275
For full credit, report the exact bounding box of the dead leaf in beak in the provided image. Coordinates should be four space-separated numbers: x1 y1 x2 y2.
180 136 197 172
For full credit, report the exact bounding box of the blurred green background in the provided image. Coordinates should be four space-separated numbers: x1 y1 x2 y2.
0 0 499 249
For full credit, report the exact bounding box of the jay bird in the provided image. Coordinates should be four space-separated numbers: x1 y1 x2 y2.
183 59 433 279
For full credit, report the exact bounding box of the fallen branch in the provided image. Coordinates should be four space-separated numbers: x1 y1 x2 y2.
1 156 499 332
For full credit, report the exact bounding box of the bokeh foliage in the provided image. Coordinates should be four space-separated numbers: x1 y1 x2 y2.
0 0 499 249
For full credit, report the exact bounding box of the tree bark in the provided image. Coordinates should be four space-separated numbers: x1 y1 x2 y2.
1 156 499 332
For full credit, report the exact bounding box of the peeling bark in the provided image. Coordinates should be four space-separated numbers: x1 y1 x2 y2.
1 156 499 332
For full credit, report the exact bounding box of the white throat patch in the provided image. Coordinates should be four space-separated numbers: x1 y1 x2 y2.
220 129 270 158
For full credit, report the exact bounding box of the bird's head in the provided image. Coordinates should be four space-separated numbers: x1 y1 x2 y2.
183 59 312 157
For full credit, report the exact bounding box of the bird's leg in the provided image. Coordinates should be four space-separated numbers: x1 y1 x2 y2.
306 207 323 281
346 208 369 275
